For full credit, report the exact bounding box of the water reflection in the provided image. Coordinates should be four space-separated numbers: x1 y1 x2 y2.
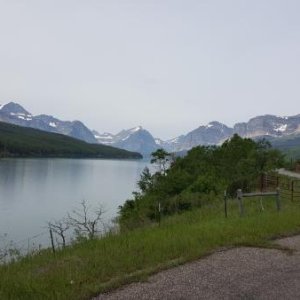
0 158 148 247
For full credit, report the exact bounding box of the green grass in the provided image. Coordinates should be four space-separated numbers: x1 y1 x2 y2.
0 196 300 300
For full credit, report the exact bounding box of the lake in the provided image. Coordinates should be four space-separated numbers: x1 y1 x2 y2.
0 158 149 250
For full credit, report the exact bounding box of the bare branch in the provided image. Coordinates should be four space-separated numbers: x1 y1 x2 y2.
48 219 69 248
67 200 106 240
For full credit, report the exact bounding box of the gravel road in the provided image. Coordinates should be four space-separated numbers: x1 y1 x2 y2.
95 235 300 300
278 168 300 179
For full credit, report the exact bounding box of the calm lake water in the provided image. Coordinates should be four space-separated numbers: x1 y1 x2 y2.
0 158 149 249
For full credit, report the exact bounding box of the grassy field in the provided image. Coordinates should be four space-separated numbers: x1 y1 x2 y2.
0 195 299 300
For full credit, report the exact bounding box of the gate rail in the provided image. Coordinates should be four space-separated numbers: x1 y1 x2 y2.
236 189 280 217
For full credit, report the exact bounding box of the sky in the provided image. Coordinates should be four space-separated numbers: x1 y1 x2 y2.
1 0 300 140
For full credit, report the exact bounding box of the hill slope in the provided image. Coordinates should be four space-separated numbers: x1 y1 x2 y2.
0 122 142 159
257 133 300 159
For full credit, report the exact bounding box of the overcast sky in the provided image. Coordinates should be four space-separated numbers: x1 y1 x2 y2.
1 0 300 139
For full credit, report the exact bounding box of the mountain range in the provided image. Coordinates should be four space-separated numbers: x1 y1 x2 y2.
94 114 300 155
1 102 300 156
0 102 97 143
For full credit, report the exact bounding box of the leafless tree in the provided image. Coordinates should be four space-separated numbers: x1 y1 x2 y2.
47 219 69 248
67 200 105 240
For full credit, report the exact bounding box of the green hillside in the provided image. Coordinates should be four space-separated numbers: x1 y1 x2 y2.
270 134 300 159
0 121 142 159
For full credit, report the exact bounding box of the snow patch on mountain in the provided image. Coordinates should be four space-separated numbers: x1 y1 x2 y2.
121 135 131 141
93 131 115 144
155 138 163 145
167 137 180 144
130 126 143 133
98 135 113 140
275 124 287 132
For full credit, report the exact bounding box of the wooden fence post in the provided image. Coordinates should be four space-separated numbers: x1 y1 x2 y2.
276 188 281 211
291 181 294 202
224 190 227 218
158 202 161 226
49 229 55 255
237 189 244 217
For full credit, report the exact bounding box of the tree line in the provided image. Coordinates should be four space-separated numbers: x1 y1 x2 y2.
0 121 142 159
118 134 284 230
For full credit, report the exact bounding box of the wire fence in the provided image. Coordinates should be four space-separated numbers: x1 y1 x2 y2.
14 231 49 252
257 173 300 202
0 230 50 263
2 172 300 262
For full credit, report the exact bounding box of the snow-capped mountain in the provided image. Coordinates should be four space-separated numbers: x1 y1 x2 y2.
94 126 159 156
1 101 300 155
152 136 184 152
169 121 233 152
165 115 300 152
233 115 300 138
0 102 97 143
92 130 115 145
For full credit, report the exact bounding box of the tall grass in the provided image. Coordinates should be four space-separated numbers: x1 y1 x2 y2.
0 196 299 300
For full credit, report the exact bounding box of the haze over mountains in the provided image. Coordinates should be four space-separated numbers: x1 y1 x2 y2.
1 102 300 156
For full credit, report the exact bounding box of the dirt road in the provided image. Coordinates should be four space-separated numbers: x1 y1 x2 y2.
278 168 300 179
95 235 300 300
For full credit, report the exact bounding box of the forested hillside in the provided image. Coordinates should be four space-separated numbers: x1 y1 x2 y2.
270 134 300 159
0 121 142 159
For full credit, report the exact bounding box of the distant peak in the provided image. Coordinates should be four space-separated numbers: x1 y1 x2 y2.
5 101 22 107
1 102 30 115
206 121 224 128
72 120 85 126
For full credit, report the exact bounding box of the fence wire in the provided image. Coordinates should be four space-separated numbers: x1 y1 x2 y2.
259 173 300 201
